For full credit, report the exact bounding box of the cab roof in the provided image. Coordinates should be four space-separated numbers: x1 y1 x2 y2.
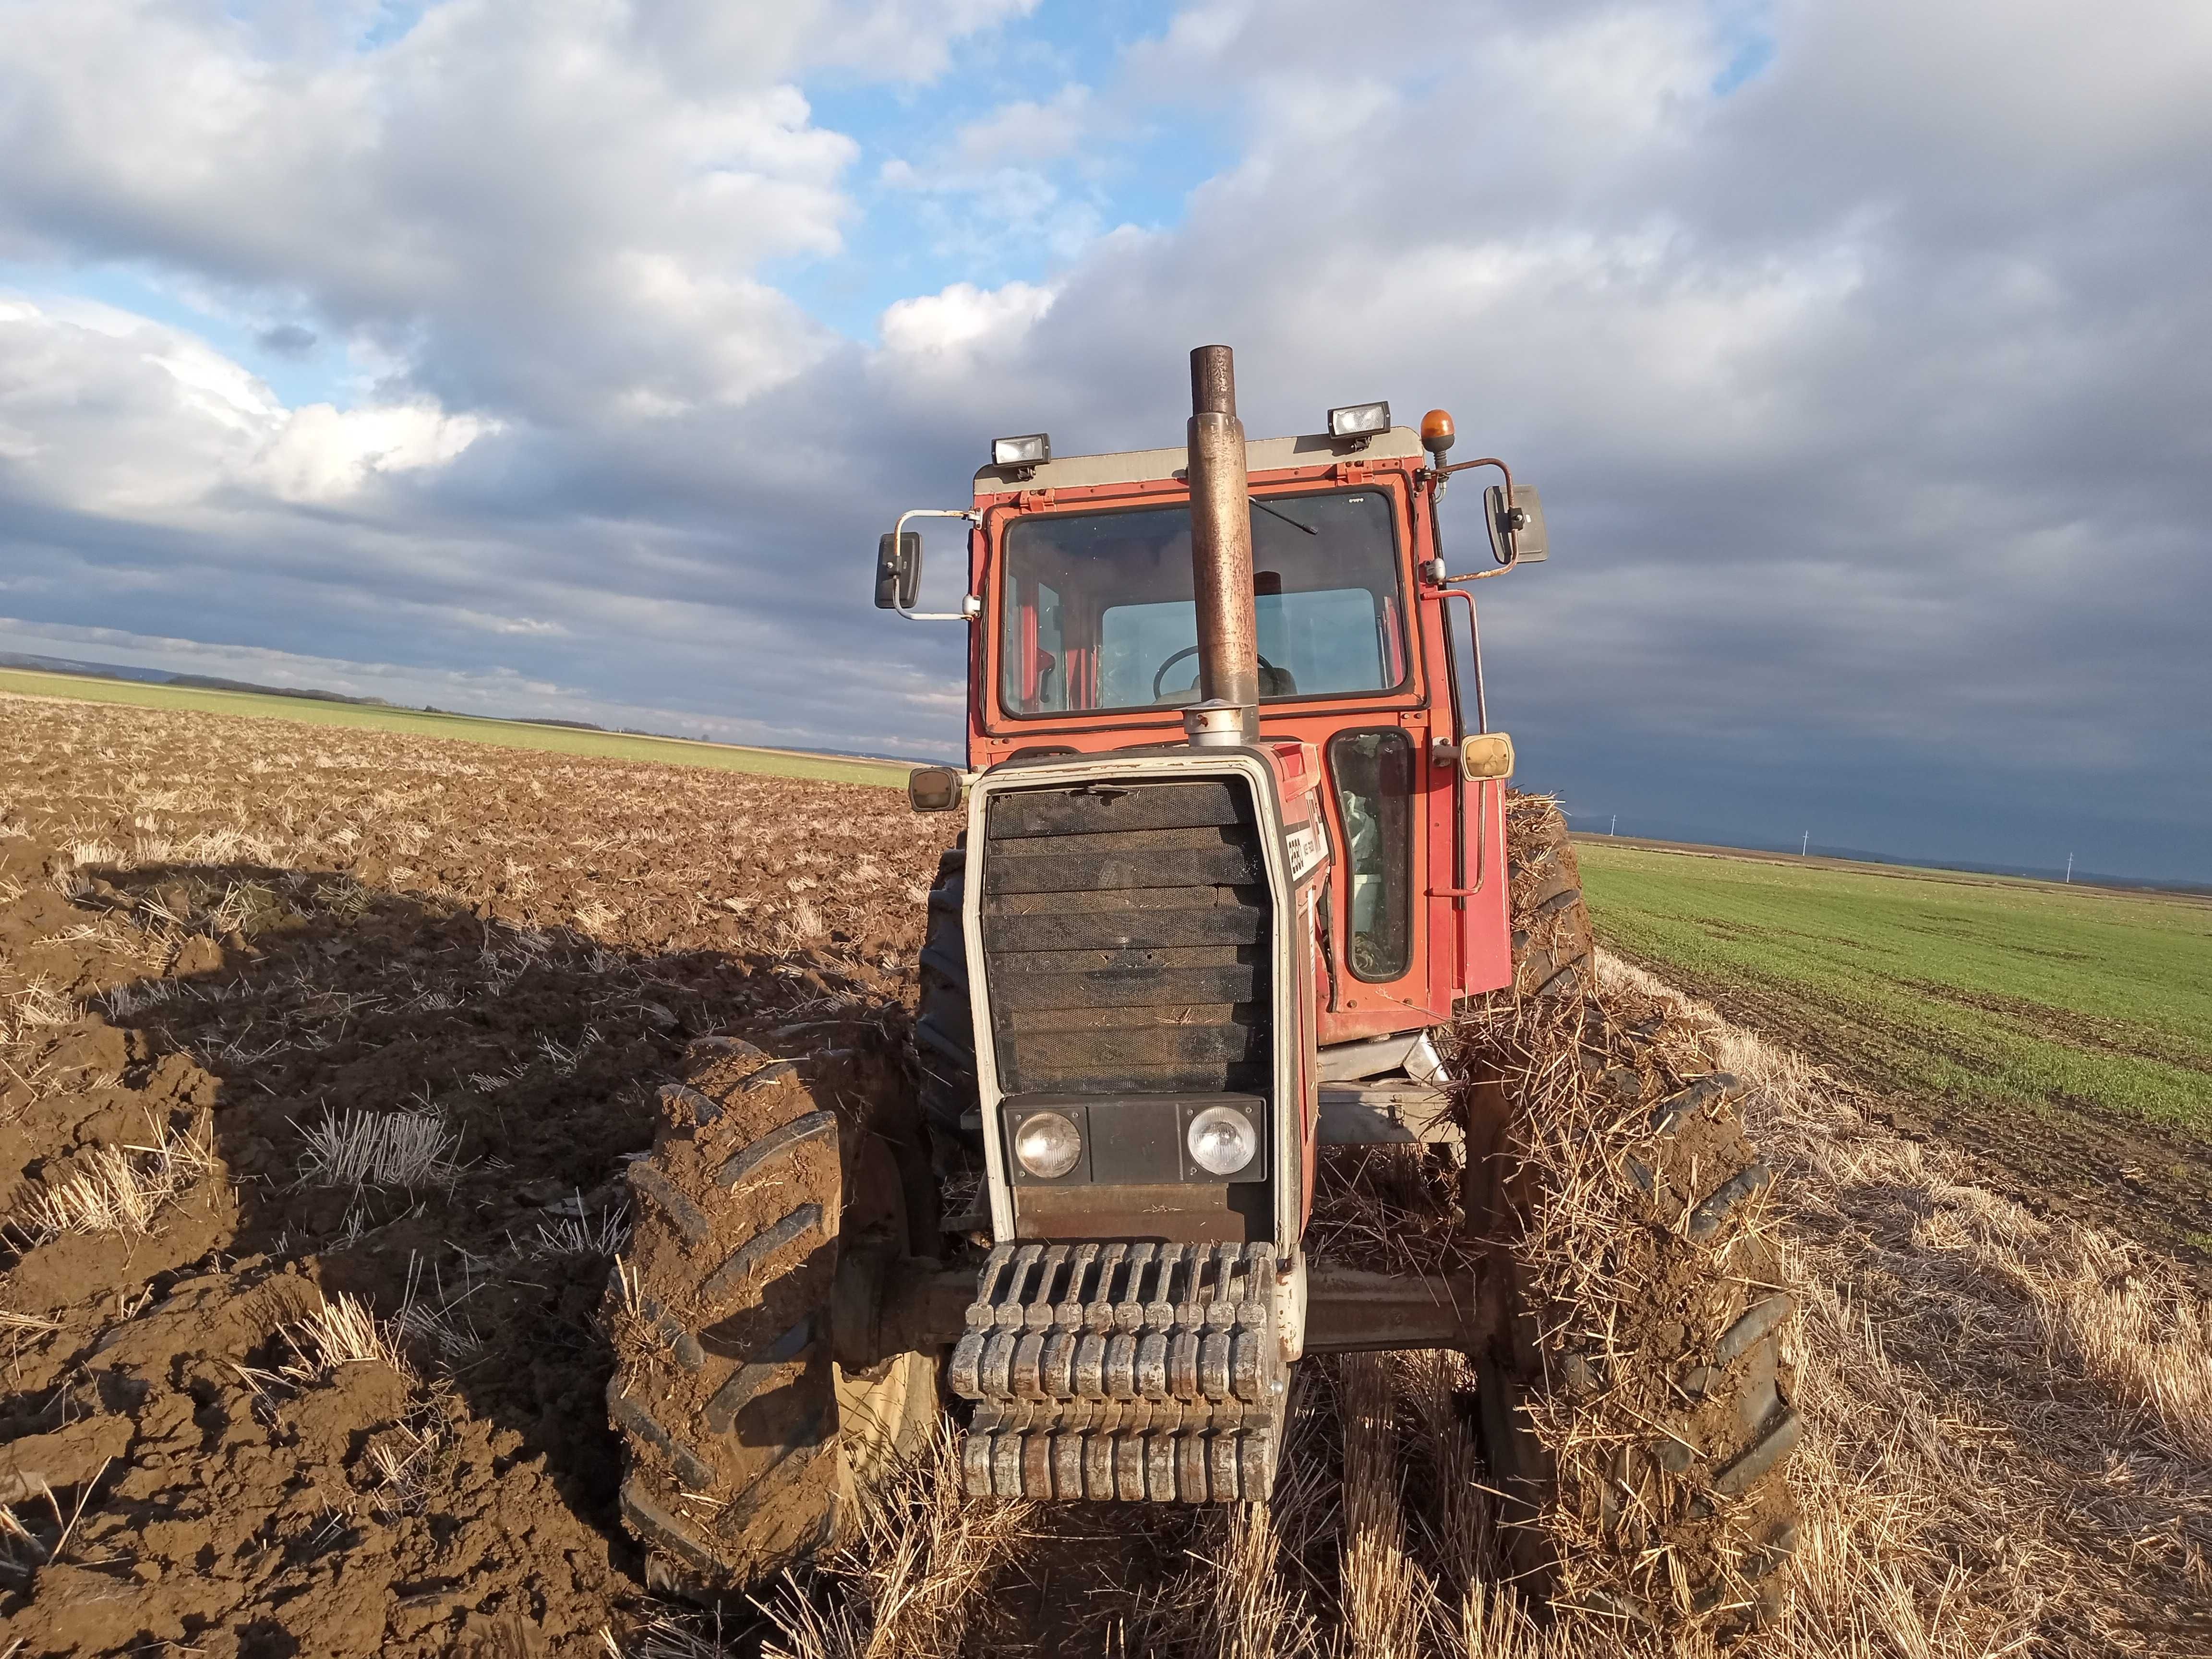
973 425 1425 497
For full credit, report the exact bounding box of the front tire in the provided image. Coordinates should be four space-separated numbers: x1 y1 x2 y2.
605 1033 938 1597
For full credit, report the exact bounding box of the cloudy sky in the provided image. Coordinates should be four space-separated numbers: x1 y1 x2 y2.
1 0 2206 879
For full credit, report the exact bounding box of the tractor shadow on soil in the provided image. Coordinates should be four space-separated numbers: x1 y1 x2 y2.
54 859 919 1570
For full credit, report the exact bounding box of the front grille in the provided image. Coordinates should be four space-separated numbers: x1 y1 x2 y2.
981 780 1270 1096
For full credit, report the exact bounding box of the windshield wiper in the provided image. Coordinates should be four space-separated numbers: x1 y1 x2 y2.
1251 497 1317 535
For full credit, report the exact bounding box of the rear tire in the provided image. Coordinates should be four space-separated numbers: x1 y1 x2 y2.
1474 1072 1799 1623
1506 794 1595 1000
605 1034 938 1598
1474 804 1798 1623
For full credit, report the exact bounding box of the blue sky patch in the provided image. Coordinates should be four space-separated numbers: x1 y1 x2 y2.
1709 1 1776 96
778 0 1229 340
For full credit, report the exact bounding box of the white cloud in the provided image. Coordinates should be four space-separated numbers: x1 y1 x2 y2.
0 297 492 512
622 0 1042 88
878 279 1056 357
875 87 1110 281
249 403 500 505
0 0 874 421
807 0 1043 82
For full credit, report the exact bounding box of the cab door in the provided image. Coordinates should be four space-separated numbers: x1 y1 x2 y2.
1312 722 1446 1039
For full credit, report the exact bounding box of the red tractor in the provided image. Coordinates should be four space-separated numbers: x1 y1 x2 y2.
606 347 1799 1622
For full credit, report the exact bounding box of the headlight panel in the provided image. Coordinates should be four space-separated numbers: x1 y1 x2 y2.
998 1094 1267 1185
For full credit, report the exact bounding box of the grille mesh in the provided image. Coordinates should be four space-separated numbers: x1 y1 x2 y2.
982 780 1270 1096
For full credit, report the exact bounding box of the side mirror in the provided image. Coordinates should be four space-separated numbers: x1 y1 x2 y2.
875 531 922 610
908 766 963 813
1459 732 1515 781
1483 484 1547 565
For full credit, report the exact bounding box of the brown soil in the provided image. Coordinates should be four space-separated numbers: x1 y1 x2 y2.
0 692 954 1656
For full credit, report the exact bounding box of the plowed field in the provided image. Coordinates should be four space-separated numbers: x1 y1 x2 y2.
5 690 2210 1659
0 690 950 1655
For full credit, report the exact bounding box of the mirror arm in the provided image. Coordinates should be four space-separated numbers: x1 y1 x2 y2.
1432 455 1515 495
891 508 983 622
1438 553 1517 584
1420 456 1525 575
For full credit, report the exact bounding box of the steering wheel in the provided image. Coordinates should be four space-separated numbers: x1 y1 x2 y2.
1152 645 1284 701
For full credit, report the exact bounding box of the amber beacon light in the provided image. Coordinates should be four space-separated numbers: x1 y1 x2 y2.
1420 408 1456 457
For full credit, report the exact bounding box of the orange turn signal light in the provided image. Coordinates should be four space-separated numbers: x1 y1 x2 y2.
1420 408 1455 455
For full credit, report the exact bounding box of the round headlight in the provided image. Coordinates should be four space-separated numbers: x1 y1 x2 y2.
1013 1110 1082 1179
1186 1105 1257 1177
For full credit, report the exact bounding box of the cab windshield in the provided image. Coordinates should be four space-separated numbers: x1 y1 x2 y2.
998 489 1408 717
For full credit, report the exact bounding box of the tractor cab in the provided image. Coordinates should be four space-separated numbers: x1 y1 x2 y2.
882 394 1545 1047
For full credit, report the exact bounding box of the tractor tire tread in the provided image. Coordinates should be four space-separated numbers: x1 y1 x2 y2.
1505 797 1595 1000
1477 1046 1801 1622
603 1043 847 1593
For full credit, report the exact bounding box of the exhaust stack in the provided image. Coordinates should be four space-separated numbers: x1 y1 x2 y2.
1184 344 1261 746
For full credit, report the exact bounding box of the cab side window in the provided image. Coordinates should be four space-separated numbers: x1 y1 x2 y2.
1327 729 1415 981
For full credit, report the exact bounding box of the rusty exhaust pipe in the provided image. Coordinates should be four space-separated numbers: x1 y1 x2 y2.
1184 344 1261 746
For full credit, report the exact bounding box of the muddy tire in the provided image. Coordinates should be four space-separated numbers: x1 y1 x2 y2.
605 1034 939 1599
1507 795 1594 999
914 844 981 1157
1476 1073 1800 1624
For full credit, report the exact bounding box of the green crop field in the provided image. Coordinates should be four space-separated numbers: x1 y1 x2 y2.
1579 841 2212 1135
0 667 910 788
1578 839 2212 1253
1584 845 2212 1256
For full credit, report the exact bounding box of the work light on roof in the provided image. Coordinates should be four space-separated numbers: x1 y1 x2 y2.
992 433 1051 467
1327 401 1391 438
